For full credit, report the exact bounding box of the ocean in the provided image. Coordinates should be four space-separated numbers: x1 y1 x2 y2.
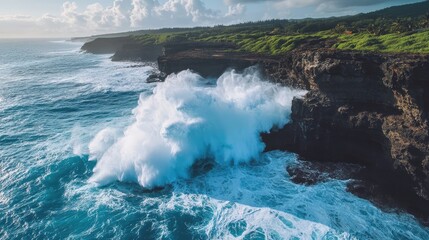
0 39 428 239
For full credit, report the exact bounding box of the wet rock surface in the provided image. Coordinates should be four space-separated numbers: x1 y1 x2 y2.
287 159 429 225
266 50 429 222
286 160 363 185
146 71 166 83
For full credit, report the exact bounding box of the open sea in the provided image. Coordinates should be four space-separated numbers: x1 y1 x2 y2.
1 39 429 239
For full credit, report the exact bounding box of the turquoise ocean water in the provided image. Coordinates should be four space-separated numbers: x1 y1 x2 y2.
0 39 428 239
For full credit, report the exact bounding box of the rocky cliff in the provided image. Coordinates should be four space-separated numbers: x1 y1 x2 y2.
158 49 271 78
81 37 138 54
81 36 162 61
158 46 429 219
81 36 429 219
111 44 163 62
264 50 429 218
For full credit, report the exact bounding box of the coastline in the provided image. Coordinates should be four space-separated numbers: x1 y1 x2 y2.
157 45 429 223
79 31 429 224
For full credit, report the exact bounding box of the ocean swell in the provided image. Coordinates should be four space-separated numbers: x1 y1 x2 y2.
88 68 306 188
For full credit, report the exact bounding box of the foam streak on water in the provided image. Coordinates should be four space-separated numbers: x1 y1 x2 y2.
1 39 429 239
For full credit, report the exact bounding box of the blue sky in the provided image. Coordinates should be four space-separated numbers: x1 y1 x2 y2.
0 0 422 38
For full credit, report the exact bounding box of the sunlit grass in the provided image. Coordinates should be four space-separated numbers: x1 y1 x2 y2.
131 29 429 55
335 30 429 53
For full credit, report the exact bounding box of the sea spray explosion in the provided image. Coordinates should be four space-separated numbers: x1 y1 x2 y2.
88 68 306 187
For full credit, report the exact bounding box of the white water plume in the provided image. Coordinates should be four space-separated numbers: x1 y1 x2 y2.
88 68 306 188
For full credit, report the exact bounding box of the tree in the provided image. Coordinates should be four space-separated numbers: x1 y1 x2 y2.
424 12 429 28
334 23 347 34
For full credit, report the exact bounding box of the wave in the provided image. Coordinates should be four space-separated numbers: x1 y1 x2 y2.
88 67 306 188
45 49 82 56
49 40 83 46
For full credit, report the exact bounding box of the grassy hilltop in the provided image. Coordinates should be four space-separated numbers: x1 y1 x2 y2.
88 1 429 55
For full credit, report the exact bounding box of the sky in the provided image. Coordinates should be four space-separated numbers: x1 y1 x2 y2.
0 0 423 38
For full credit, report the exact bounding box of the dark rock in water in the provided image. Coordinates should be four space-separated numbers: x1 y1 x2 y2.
287 160 362 185
347 180 403 213
288 159 429 224
146 71 166 83
190 159 215 178
347 180 429 225
81 36 138 54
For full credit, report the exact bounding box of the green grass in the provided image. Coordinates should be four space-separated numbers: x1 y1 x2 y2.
190 31 335 55
335 30 429 53
130 26 429 55
195 30 429 55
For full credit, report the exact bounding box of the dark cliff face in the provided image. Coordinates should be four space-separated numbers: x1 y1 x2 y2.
263 50 429 215
81 37 163 62
111 44 163 62
81 37 138 54
159 46 429 217
158 48 271 78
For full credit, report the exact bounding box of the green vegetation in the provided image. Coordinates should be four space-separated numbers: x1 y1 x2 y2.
336 30 429 53
192 31 334 55
117 1 429 55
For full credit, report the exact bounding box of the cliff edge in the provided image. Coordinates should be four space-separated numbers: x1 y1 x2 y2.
158 45 429 219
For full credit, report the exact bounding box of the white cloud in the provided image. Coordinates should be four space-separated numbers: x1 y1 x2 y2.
226 0 392 8
130 0 220 28
226 0 402 15
226 3 245 17
130 0 153 27
0 0 247 37
273 0 318 9
0 0 414 37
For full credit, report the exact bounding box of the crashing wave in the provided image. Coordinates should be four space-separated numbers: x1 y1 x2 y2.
88 68 306 188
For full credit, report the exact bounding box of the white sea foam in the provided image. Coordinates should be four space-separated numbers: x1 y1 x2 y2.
49 40 82 45
161 151 427 239
0 192 9 205
45 49 82 56
70 124 86 156
88 68 306 188
168 152 349 239
88 127 121 161
0 96 4 108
